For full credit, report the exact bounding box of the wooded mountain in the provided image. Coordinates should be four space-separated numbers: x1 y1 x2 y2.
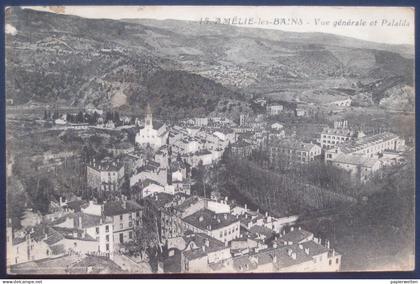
5 7 414 116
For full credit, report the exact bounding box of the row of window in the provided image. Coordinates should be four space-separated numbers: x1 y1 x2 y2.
219 225 239 238
322 135 350 141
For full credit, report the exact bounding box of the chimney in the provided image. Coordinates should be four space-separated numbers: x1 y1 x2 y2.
244 204 247 210
205 238 210 247
273 243 278 249
224 214 227 220
298 244 303 250
100 218 103 225
298 226 301 230
287 249 292 256
199 215 204 222
78 216 83 229
202 245 206 252
326 240 330 249
291 252 297 260
290 227 294 232
265 211 268 217
304 248 310 255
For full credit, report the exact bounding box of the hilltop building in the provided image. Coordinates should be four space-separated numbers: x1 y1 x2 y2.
135 104 169 150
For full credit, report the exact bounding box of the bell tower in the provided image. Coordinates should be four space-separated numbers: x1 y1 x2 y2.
145 103 152 128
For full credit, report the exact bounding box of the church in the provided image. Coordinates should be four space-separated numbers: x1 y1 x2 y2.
135 104 169 150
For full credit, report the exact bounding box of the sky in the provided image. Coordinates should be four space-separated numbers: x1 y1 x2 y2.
21 6 415 45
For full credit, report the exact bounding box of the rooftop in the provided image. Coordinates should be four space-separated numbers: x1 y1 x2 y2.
183 232 226 254
321 127 354 136
339 132 399 154
270 138 319 152
52 212 112 229
332 153 381 168
144 192 174 209
182 209 239 231
103 200 142 217
278 228 313 244
87 157 123 172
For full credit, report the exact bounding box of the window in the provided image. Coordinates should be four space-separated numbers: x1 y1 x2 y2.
336 258 339 264
220 232 223 238
105 225 109 233
136 212 140 217
129 232 133 239
129 221 133 227
96 227 99 234
106 235 109 242
329 259 332 266
120 224 123 230
106 244 109 251
120 215 123 221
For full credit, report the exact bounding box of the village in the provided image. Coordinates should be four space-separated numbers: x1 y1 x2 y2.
5 92 411 274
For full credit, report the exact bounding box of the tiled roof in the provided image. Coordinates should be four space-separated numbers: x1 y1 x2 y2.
64 200 87 212
52 227 96 241
144 192 174 209
103 200 142 216
269 138 319 152
299 240 330 257
183 232 226 254
52 212 112 229
49 244 65 255
232 255 258 272
44 227 64 246
278 229 313 244
87 157 123 172
339 132 399 154
332 153 380 168
321 127 354 136
182 209 239 231
248 225 275 238
231 140 252 148
173 196 201 213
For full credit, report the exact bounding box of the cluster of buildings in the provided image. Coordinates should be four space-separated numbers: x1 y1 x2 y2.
141 191 340 273
324 129 406 183
9 99 408 274
7 196 143 269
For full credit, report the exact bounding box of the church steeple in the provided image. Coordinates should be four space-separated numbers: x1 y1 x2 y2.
145 103 152 128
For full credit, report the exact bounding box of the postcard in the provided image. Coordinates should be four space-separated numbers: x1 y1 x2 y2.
5 5 415 274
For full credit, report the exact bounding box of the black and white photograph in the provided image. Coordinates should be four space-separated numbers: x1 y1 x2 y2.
4 5 415 275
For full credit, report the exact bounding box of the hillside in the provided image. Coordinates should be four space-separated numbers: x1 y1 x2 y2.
5 7 415 114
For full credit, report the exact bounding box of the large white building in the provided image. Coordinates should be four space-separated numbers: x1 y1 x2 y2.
135 104 169 150
320 121 355 149
325 132 406 182
86 157 125 192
